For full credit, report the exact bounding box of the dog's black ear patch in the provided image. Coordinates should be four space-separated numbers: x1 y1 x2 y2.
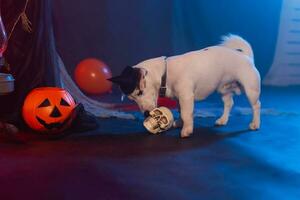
108 66 141 95
236 48 243 52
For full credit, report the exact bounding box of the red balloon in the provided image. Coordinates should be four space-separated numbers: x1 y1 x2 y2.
74 58 112 94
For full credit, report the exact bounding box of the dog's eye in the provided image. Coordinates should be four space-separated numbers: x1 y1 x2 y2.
137 90 143 96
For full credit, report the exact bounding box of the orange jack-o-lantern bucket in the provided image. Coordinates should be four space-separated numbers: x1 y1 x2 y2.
22 87 76 133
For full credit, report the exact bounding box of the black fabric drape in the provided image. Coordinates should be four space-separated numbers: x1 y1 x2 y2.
0 0 59 116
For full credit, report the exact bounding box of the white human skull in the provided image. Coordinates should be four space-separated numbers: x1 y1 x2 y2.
143 106 174 134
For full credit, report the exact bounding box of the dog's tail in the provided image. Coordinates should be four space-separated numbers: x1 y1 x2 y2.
220 34 254 59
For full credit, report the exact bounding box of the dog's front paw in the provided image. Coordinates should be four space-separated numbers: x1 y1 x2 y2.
173 119 183 128
249 121 260 130
180 126 193 138
215 117 228 126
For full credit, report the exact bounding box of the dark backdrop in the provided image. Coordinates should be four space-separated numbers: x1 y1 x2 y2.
53 0 282 78
53 0 173 76
1 0 59 115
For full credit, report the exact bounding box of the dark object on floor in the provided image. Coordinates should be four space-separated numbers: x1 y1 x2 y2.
0 121 18 134
67 103 99 134
0 121 26 144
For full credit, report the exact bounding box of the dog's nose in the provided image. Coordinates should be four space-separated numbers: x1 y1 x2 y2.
144 111 150 118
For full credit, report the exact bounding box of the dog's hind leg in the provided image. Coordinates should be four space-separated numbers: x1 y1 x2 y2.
241 81 261 130
215 93 234 126
246 88 261 130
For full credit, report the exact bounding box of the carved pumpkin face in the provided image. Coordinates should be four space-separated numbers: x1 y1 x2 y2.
22 87 76 133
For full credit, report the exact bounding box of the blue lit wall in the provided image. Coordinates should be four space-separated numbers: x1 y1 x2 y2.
171 0 283 78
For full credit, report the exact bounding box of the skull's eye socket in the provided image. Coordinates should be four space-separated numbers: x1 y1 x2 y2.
161 116 168 124
154 110 162 115
60 98 71 106
38 99 51 108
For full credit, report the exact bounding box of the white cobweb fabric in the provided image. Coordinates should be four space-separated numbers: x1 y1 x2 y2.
56 54 135 119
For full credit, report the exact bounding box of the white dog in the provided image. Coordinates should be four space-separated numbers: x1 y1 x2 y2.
109 35 261 138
